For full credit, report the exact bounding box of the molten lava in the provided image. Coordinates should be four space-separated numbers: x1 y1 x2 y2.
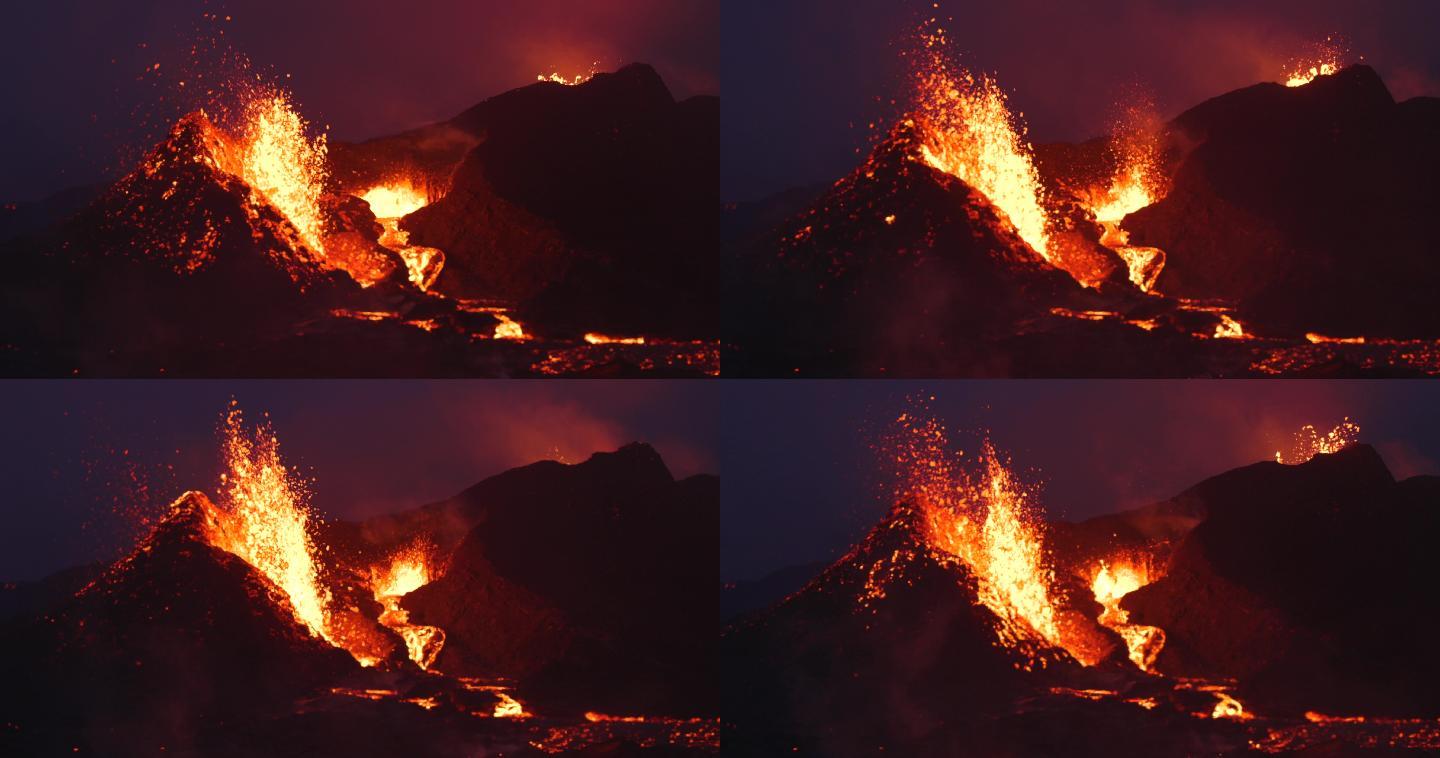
494 691 532 719
1084 101 1169 291
1275 418 1360 464
493 313 529 341
359 180 445 290
583 333 645 345
537 66 597 86
237 90 330 258
891 412 1068 668
209 403 337 646
1284 39 1346 87
909 25 1052 267
1213 314 1248 339
370 542 447 669
1090 559 1167 671
1211 692 1254 721
360 182 428 219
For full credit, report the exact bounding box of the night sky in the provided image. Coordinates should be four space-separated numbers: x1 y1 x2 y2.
722 0 1440 202
0 381 718 582
720 381 1440 582
0 0 717 202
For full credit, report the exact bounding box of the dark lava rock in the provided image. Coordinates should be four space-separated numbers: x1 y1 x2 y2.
0 492 354 756
1124 445 1440 716
1126 65 1440 337
0 112 366 373
400 444 718 716
720 501 1079 756
404 64 718 339
723 121 1116 377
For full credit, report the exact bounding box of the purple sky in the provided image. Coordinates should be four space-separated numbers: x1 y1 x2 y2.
0 381 718 581
0 0 717 202
722 0 1440 201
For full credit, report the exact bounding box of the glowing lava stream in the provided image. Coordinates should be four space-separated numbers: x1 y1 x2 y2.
1090 560 1166 671
1084 102 1169 292
359 181 446 290
457 678 534 719
370 544 447 669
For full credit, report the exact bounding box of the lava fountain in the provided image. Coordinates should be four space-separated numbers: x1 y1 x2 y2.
209 402 336 644
909 25 1052 269
1284 38 1346 87
237 89 330 259
1275 418 1360 464
888 411 1071 669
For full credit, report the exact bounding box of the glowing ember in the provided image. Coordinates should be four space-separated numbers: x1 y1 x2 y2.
1275 418 1360 464
211 403 335 644
1090 559 1167 671
359 180 445 290
238 90 330 257
583 333 645 345
910 24 1051 263
370 542 447 669
891 412 1068 667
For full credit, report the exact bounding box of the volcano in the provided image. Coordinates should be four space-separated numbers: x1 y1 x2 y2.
0 65 717 377
721 440 1440 755
725 60 1440 378
0 442 719 757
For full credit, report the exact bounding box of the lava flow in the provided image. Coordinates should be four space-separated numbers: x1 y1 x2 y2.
1083 100 1169 291
369 542 447 669
1089 558 1166 671
359 179 446 289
